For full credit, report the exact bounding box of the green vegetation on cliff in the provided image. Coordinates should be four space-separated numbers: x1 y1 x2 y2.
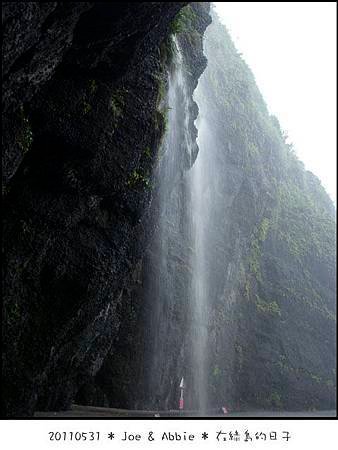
200 8 336 411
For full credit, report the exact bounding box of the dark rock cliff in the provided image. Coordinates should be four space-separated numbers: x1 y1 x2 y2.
2 2 210 416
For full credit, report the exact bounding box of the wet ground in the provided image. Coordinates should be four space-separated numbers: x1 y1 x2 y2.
34 405 337 418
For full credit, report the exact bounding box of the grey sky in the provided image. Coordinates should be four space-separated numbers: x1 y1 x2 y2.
213 2 337 202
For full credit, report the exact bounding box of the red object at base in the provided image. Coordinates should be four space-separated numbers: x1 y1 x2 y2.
179 398 184 410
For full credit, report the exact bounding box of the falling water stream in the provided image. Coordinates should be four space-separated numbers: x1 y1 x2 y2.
146 35 196 410
187 36 218 411
188 114 210 413
147 35 212 413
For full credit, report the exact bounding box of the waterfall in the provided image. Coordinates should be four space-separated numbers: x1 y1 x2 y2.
188 113 209 413
145 35 196 410
187 25 229 412
145 33 212 413
187 48 215 414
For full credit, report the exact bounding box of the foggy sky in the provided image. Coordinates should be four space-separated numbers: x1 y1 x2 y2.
214 2 337 203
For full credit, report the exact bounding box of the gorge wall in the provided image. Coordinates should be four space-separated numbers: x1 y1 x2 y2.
87 10 336 413
2 2 336 417
194 14 336 411
3 2 211 416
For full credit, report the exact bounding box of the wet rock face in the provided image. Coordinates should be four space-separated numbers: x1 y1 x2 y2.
3 2 91 185
3 1 203 417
